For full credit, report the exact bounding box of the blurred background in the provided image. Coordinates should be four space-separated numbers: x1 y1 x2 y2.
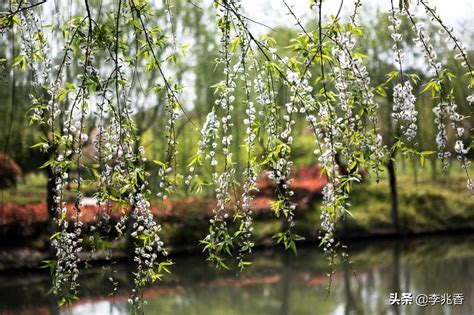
0 0 473 314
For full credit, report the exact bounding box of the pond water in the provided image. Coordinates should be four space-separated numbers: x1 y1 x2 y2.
0 234 473 315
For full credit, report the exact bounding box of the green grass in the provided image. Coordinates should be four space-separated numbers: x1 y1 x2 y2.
340 168 474 235
0 172 77 205
2 162 474 243
1 173 47 205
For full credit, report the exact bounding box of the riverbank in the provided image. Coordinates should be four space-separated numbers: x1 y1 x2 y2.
1 170 474 270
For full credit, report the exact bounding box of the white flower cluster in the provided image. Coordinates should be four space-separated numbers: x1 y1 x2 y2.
255 69 277 152
432 100 468 167
404 6 472 186
432 103 450 163
197 111 220 166
331 39 362 170
270 104 297 230
467 94 474 106
50 152 83 297
131 188 167 280
243 100 256 146
213 29 237 219
332 31 385 169
410 20 442 77
155 91 181 201
418 1 474 191
409 14 454 161
392 82 418 141
111 106 168 299
93 77 170 296
319 184 336 253
236 39 258 264
256 58 298 235
165 91 180 167
388 7 418 142
419 1 473 105
310 23 388 251
156 163 173 200
454 140 468 155
16 4 89 298
388 9 405 65
18 4 53 126
92 88 114 197
128 158 169 305
330 37 357 156
239 168 256 256
50 212 83 296
200 3 245 265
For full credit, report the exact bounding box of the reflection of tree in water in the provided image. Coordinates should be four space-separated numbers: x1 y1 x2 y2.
1 236 473 314
48 291 59 315
391 242 401 315
343 261 363 315
333 236 474 315
280 253 290 315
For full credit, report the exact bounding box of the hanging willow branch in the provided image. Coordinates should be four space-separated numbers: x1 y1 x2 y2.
1 0 473 310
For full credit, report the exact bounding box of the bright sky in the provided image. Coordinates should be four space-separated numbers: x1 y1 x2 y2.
242 0 474 34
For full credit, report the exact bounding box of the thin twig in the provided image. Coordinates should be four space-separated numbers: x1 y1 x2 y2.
0 0 46 18
129 0 197 128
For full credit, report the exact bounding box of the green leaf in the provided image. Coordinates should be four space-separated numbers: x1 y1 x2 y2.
290 240 297 255
180 43 191 56
238 261 252 269
376 85 387 97
12 55 27 70
345 209 355 218
49 232 61 240
399 0 410 10
421 151 435 155
230 36 240 53
40 159 53 169
115 224 123 235
267 61 282 76
404 0 410 10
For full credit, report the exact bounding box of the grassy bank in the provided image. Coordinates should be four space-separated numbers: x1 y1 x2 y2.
158 170 474 250
1 167 474 253
342 172 474 236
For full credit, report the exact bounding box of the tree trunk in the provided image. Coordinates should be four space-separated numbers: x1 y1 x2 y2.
412 158 418 186
387 156 399 233
386 90 400 234
46 166 57 246
430 157 437 180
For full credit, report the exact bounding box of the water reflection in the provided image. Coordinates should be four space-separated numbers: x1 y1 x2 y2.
0 235 473 315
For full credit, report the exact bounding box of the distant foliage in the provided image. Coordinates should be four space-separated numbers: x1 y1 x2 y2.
0 0 473 312
0 153 22 189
